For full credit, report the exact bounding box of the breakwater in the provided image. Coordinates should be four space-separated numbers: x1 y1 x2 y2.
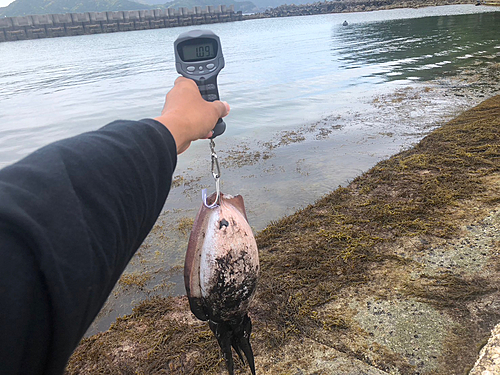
0 5 242 42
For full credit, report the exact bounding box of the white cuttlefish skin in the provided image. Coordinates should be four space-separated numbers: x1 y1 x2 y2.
185 192 259 323
198 196 259 322
184 192 259 375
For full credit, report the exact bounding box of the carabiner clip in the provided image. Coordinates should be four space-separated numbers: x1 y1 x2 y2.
203 139 221 208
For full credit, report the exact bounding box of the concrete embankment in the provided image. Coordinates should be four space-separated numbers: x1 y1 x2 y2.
0 5 242 43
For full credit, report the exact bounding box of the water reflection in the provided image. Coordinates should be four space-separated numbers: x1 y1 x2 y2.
334 12 500 81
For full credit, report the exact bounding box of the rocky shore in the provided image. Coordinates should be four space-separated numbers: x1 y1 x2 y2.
245 0 473 19
66 77 500 375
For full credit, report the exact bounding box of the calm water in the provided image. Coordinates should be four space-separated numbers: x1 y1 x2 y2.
1 5 499 333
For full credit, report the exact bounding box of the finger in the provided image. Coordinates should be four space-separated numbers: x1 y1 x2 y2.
221 101 230 116
212 100 230 119
174 76 193 85
174 76 198 91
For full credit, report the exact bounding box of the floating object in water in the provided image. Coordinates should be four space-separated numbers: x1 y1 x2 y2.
343 20 348 26
185 190 259 375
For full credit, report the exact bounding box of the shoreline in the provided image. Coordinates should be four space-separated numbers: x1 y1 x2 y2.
245 0 474 19
67 88 500 373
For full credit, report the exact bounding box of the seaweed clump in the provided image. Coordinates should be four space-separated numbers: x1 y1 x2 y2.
404 273 495 309
254 95 500 348
65 296 224 374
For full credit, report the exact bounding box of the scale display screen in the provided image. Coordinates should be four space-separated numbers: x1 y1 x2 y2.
179 38 218 62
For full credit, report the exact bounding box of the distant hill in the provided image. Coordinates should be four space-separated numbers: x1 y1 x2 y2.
163 0 257 12
0 0 257 17
143 0 303 11
247 0 305 8
0 0 151 16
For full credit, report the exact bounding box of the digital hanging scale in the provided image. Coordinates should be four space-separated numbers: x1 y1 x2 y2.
174 29 226 138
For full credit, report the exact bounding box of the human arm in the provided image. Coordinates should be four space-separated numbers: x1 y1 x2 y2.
0 78 228 374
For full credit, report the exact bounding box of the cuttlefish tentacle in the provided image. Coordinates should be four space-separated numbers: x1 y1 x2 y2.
185 192 259 375
209 314 255 375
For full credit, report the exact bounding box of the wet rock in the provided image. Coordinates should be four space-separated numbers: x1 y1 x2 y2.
470 323 500 375
245 0 469 20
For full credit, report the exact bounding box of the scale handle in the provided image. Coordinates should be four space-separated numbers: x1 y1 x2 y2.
194 75 226 138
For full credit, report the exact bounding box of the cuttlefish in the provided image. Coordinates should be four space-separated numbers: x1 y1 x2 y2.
184 191 259 375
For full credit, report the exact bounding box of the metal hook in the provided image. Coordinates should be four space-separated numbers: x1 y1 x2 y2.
202 188 219 209
203 139 221 208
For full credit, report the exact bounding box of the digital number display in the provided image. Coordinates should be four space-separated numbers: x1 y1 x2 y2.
179 39 218 62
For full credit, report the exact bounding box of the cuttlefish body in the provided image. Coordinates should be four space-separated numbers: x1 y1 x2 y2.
185 192 259 375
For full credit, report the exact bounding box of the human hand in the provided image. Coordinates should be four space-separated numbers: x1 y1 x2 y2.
155 77 230 154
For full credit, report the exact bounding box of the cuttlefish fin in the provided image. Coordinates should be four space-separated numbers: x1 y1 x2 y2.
187 297 208 321
185 193 214 321
209 315 255 375
222 194 249 222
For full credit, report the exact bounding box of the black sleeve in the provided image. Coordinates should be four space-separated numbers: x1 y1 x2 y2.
0 118 177 374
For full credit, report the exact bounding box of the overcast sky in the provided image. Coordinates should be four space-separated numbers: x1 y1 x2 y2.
0 0 14 8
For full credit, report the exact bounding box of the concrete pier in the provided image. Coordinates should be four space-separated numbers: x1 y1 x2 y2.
0 5 242 42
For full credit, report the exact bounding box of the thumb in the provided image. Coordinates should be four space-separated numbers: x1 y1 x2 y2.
212 100 230 119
